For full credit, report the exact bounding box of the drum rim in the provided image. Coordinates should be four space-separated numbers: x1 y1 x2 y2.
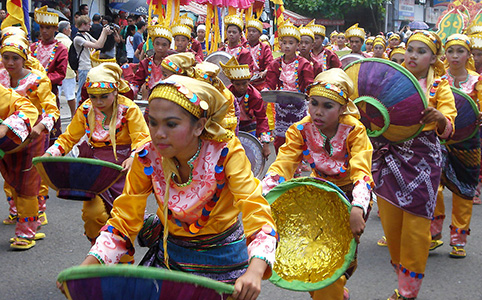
442 87 479 145
57 265 235 295
205 51 233 61
344 58 428 144
238 131 265 178
32 156 124 171
265 177 357 291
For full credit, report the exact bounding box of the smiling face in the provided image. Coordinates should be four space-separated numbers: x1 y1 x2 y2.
404 40 436 79
308 96 345 136
148 98 205 161
445 44 470 70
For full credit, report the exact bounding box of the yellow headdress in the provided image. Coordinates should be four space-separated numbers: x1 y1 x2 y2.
373 36 387 49
389 33 401 41
308 68 359 117
444 33 475 71
161 52 196 77
90 50 116 68
337 32 345 38
194 61 224 89
1 26 27 42
307 20 326 38
407 30 442 56
84 63 130 160
148 24 172 43
278 21 300 42
466 23 482 36
345 23 365 42
470 33 482 50
180 14 194 29
34 6 59 26
0 35 29 60
330 31 338 38
389 46 406 59
220 56 251 81
225 14 244 32
366 36 375 44
299 25 315 41
172 23 192 39
246 19 263 33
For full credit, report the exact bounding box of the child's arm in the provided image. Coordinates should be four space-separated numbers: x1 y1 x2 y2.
31 75 60 140
233 257 267 300
423 79 456 139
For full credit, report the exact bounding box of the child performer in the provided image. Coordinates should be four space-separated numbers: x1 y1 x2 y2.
332 32 349 52
299 26 323 76
0 34 59 233
179 14 204 61
132 24 176 97
0 34 56 249
172 22 203 63
221 56 271 158
219 14 255 72
365 36 375 53
430 34 481 258
308 20 342 70
265 21 314 153
345 24 371 58
44 63 149 245
389 46 406 65
76 75 278 300
372 36 388 59
262 68 373 300
373 31 457 300
387 33 402 56
245 17 273 91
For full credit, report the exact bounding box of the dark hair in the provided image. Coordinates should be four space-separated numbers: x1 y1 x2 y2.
103 15 113 23
126 25 136 37
80 4 88 12
74 11 82 17
136 21 146 29
127 15 134 20
227 24 241 33
92 14 101 22
117 56 128 65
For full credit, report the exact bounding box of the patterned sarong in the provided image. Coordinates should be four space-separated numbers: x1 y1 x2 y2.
139 217 249 284
372 131 442 219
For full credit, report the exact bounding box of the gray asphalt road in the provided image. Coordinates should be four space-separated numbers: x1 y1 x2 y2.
0 98 480 300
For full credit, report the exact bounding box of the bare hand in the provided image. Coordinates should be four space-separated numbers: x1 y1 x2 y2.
262 143 271 160
121 157 134 173
29 123 46 140
349 206 365 244
420 107 445 126
0 124 9 139
233 258 266 300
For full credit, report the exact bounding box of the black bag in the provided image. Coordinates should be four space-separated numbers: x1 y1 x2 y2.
68 33 86 71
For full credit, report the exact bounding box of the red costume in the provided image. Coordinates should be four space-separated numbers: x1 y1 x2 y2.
219 44 255 73
312 47 342 70
243 40 273 89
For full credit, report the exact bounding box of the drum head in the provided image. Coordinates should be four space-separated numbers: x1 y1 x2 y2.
57 265 234 300
205 51 233 87
340 53 364 69
261 90 306 105
32 156 124 201
344 58 427 144
443 87 479 145
266 177 356 291
238 131 265 178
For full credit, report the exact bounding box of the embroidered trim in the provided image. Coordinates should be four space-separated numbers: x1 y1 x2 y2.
101 224 135 255
32 41 58 73
279 58 299 92
88 251 106 264
172 139 202 187
399 264 424 279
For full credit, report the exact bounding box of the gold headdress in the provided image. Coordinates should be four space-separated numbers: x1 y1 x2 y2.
148 24 172 43
161 52 196 77
1 26 27 42
34 6 59 26
345 23 366 41
389 46 406 59
389 33 401 41
307 20 326 38
220 56 251 81
407 30 442 56
373 36 387 49
225 14 244 31
0 34 29 60
90 50 116 68
278 21 300 42
180 14 194 29
172 23 192 39
246 19 263 33
470 33 482 50
299 25 315 41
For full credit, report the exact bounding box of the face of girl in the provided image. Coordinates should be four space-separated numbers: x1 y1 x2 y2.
373 44 385 57
404 40 436 79
472 49 482 68
365 42 373 52
308 96 345 135
148 98 205 160
154 37 170 57
390 53 405 64
174 35 189 52
445 44 470 69
337 35 345 46
281 37 299 56
89 91 116 114
389 38 400 48
1 51 25 74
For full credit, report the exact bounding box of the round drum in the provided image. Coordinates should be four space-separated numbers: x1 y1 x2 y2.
260 90 306 105
32 156 123 201
344 58 427 144
443 87 479 145
238 131 265 178
57 265 234 300
340 53 364 69
205 51 233 86
266 177 356 291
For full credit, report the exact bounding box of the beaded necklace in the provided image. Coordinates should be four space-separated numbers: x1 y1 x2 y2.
146 59 152 84
279 56 300 92
243 93 249 113
33 41 58 73
247 42 262 67
322 52 327 70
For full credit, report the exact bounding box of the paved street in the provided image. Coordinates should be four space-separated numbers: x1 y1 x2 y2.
0 97 481 300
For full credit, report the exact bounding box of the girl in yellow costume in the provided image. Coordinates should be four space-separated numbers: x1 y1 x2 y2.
44 63 149 247
389 46 406 64
372 36 388 59
78 75 278 299
262 68 373 300
373 31 456 300
0 34 59 250
430 34 482 258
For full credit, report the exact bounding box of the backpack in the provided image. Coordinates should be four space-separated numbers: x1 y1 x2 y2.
68 33 86 71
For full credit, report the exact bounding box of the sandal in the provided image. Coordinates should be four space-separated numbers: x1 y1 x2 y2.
429 240 443 251
449 246 466 258
377 236 388 247
473 197 482 205
38 212 48 226
9 233 45 243
344 287 350 300
3 214 17 225
10 238 36 250
388 289 416 300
